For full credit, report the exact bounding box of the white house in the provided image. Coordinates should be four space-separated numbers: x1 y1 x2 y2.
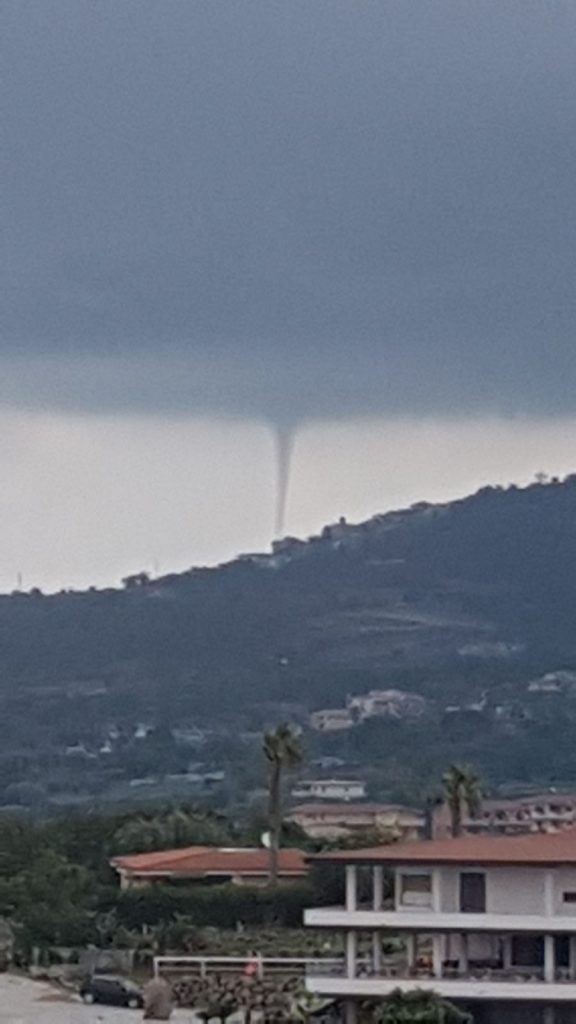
310 708 355 732
291 779 366 802
304 830 576 1024
346 689 428 721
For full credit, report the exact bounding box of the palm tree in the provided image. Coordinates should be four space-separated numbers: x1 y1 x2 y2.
373 988 472 1022
442 764 483 838
262 723 303 885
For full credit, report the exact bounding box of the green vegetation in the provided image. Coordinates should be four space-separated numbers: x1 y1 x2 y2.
111 806 233 853
0 807 337 960
441 765 483 838
373 989 472 1022
0 477 575 803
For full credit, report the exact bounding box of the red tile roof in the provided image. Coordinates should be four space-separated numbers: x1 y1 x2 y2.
111 846 306 877
313 829 576 866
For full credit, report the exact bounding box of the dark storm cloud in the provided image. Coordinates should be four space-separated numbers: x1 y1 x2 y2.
2 0 576 419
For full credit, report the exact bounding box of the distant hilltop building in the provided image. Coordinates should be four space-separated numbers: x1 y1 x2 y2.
527 671 576 694
310 708 355 732
346 688 428 722
309 688 428 733
458 641 525 659
287 802 424 842
291 779 367 802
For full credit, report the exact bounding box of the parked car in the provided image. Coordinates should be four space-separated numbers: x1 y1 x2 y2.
80 975 144 1008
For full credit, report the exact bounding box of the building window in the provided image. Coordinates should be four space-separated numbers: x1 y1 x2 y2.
563 892 576 903
399 874 432 907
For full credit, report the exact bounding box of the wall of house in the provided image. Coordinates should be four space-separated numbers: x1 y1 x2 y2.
486 867 546 914
437 866 546 914
395 863 576 917
553 868 576 914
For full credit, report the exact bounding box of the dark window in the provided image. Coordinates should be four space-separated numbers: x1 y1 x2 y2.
556 936 570 968
512 936 544 967
563 892 576 903
459 872 486 913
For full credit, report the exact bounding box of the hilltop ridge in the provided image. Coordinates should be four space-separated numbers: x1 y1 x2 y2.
2 475 576 807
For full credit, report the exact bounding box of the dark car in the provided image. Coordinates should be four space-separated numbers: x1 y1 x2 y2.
80 975 144 1009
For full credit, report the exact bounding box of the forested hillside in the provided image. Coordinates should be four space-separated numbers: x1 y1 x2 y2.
2 475 576 807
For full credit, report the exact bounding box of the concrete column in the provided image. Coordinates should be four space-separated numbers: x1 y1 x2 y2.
346 930 357 979
373 864 384 910
502 935 513 970
344 999 358 1024
406 934 417 971
569 935 576 979
543 1007 556 1024
459 933 469 975
544 934 555 983
544 870 555 916
346 865 358 912
432 868 442 912
432 934 443 978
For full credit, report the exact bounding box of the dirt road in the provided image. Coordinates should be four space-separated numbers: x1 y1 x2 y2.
0 975 200 1024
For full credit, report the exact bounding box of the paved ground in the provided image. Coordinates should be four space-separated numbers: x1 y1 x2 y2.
0 975 202 1024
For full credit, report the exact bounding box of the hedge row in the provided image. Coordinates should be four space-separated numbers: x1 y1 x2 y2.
113 882 314 929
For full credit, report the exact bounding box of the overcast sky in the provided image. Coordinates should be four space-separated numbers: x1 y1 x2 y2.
2 1 576 589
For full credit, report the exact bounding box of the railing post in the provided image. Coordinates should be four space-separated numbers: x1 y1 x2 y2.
432 934 443 978
544 934 555 983
373 865 384 910
346 865 358 911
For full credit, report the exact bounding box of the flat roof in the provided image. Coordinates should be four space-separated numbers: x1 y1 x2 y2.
312 829 576 867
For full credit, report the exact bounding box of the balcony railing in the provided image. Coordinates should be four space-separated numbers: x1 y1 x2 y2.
306 961 576 985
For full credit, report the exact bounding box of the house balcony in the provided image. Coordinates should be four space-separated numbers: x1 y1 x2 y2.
305 906 576 934
305 960 576 1003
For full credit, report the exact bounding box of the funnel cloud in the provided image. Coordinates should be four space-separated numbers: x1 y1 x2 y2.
3 1 576 580
273 424 296 539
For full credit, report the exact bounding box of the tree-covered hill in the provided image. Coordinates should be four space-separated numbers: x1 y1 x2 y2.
1 474 576 803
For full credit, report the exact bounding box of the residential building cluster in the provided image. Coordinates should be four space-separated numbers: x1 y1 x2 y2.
310 688 428 732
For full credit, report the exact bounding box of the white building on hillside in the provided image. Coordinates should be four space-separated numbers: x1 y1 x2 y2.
347 689 427 721
304 831 576 1024
310 708 355 732
287 802 423 841
291 779 366 802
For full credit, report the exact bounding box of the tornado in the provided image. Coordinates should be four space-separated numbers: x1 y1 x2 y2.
273 423 296 538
